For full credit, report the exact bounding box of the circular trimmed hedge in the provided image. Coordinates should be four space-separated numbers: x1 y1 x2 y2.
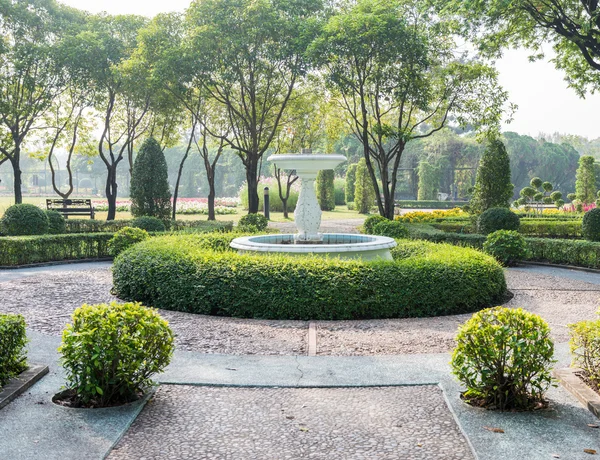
477 207 520 235
2 204 49 236
582 208 600 242
112 234 507 320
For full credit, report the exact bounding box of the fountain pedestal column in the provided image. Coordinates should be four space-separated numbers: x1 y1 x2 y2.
294 174 322 243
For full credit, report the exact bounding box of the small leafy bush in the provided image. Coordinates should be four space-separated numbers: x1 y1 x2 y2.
483 230 528 266
238 213 268 232
569 318 600 391
582 208 600 241
2 204 49 236
452 307 555 410
362 215 387 234
113 235 506 320
131 216 166 232
372 220 409 239
59 302 174 407
45 210 66 235
108 227 149 256
477 207 520 235
346 201 355 211
0 314 27 386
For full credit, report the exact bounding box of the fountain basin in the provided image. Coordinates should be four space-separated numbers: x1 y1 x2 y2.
230 233 396 261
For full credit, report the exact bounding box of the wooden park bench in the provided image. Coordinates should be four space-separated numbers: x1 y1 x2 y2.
46 199 95 219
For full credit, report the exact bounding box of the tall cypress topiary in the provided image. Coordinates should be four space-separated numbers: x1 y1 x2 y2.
575 155 597 205
316 169 336 211
354 158 376 214
345 163 358 203
417 160 439 201
130 138 172 221
470 138 513 214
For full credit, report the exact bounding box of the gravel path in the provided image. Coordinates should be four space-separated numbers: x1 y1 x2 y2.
1 263 598 356
108 385 473 460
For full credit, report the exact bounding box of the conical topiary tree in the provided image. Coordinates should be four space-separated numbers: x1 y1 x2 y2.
316 169 336 211
354 158 376 214
470 138 513 214
130 138 172 221
575 155 597 205
345 163 358 204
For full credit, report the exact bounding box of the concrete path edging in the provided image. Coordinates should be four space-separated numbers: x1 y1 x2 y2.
554 368 600 419
0 364 48 410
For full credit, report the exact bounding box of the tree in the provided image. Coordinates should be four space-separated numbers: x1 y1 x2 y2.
316 170 336 211
354 158 376 214
576 155 597 204
0 0 83 203
345 163 358 203
417 161 440 201
312 0 508 219
437 0 600 96
185 0 323 214
470 138 513 214
130 138 172 220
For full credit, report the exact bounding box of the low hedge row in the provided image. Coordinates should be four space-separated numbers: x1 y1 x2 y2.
432 219 583 239
395 200 469 209
0 314 28 386
112 234 507 320
0 233 113 266
406 224 600 269
63 219 233 234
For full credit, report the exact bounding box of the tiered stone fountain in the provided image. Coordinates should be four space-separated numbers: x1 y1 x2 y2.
230 150 396 261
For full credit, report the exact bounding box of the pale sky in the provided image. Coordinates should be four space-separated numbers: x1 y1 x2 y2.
60 0 600 140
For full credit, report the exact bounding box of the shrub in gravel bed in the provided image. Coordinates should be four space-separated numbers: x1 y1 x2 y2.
569 318 600 392
483 230 528 266
0 233 113 266
113 235 506 320
58 302 174 407
477 207 520 235
452 307 555 411
108 227 149 256
0 314 27 387
1 204 49 236
237 213 268 232
362 215 388 234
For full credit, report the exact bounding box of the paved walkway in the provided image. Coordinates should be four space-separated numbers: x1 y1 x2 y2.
1 261 600 459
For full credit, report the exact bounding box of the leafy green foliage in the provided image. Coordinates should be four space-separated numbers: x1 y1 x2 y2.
238 213 269 233
582 208 600 242
108 227 149 257
395 200 469 209
452 307 555 410
569 318 600 392
59 302 174 407
477 207 520 234
112 235 506 320
372 220 409 239
131 216 166 232
316 170 336 211
354 158 375 214
130 138 172 220
483 230 528 266
576 156 597 205
345 163 358 203
2 204 49 236
470 138 513 214
334 178 346 205
362 215 388 234
45 210 66 235
417 161 439 201
62 219 232 234
0 314 27 387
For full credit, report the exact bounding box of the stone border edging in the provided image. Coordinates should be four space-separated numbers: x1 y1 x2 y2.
0 364 49 410
0 257 112 270
523 261 600 275
553 368 600 419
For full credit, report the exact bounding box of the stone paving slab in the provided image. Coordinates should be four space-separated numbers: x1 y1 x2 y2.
108 385 474 460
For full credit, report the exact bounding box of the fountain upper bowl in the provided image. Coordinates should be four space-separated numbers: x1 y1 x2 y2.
267 154 347 175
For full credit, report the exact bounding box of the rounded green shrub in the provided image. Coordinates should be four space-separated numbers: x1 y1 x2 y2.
362 215 387 234
59 302 174 407
477 207 520 235
483 230 528 266
112 235 507 320
451 307 554 410
372 220 409 239
45 210 66 235
2 204 49 236
582 208 600 241
131 216 166 232
238 213 268 232
569 319 600 391
108 227 149 256
0 314 27 386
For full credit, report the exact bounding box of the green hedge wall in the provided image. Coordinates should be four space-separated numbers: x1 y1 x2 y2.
432 219 583 239
395 200 469 209
112 235 506 320
0 233 113 266
63 219 233 234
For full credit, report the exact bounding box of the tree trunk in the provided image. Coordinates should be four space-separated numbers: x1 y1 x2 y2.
246 159 260 214
172 153 189 220
282 198 289 218
207 179 216 221
105 165 118 221
11 149 22 204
